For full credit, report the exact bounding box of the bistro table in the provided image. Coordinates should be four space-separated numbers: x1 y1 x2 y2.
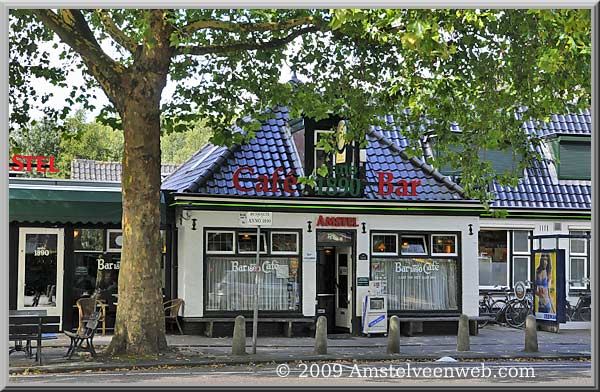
9 310 58 365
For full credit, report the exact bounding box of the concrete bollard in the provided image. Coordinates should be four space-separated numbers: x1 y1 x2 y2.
387 316 401 354
232 315 247 355
524 315 538 352
314 316 328 355
457 314 470 351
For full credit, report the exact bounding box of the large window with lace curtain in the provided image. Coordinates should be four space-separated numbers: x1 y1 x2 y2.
205 229 302 312
370 232 460 312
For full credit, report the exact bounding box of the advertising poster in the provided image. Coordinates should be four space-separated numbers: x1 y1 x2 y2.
534 252 557 321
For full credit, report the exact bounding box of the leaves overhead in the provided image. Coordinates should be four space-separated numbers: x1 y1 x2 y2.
10 8 591 206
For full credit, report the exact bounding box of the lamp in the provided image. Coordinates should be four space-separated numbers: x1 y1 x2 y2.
361 222 367 234
73 229 80 238
307 220 313 233
377 243 386 252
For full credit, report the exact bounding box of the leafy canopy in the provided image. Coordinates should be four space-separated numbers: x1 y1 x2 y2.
10 9 591 206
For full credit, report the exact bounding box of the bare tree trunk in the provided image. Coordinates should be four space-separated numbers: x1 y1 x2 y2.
105 70 169 356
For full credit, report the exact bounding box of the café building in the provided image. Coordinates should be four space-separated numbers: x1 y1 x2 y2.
161 109 484 335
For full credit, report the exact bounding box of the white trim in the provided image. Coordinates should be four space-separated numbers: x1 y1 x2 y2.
237 232 268 254
512 255 531 288
205 230 236 254
568 257 588 290
106 229 123 252
17 227 65 327
400 235 428 256
270 231 299 255
430 234 458 256
371 233 398 256
512 230 531 254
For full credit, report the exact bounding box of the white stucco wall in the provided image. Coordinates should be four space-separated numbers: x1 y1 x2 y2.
177 208 480 319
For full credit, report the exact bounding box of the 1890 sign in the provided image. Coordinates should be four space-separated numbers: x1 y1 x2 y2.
314 165 361 197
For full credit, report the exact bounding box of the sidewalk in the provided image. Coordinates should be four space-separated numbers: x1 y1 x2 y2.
8 325 591 374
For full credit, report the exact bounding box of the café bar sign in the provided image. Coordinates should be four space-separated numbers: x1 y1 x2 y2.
232 164 421 198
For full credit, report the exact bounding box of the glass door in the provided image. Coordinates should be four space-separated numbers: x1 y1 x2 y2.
335 247 353 331
17 228 65 322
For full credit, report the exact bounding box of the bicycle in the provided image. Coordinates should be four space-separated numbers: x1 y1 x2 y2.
566 278 591 321
478 285 513 327
505 281 534 329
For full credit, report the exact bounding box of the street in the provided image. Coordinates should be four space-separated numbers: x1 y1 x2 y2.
8 360 592 387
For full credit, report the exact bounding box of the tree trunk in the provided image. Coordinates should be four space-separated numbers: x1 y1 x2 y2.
104 69 169 356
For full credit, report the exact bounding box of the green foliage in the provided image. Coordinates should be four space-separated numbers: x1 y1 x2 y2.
161 119 213 164
9 8 591 208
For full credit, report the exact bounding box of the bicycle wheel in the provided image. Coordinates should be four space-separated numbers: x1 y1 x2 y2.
505 299 528 328
490 300 507 325
478 303 492 327
576 306 591 321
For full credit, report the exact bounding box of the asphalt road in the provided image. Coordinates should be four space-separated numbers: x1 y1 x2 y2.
8 360 593 387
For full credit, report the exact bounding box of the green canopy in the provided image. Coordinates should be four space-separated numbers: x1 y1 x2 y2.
9 187 123 224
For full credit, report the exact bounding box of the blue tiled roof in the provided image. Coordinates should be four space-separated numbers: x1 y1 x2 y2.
490 110 591 210
522 109 592 137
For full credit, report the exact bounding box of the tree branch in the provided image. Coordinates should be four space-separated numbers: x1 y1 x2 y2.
94 9 139 53
30 9 125 101
183 15 315 35
176 25 319 56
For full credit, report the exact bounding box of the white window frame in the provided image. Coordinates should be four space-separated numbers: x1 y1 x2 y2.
478 229 510 290
237 232 268 254
106 229 123 252
371 233 398 256
400 235 428 256
206 230 236 255
270 231 299 255
569 231 589 289
512 230 531 288
430 234 458 256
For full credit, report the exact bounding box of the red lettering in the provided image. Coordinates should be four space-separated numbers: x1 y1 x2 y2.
11 155 24 171
394 179 408 196
24 156 34 172
49 156 59 173
36 156 46 173
271 167 283 193
283 171 297 194
233 166 254 192
377 172 394 196
255 175 270 193
410 180 421 196
317 215 325 226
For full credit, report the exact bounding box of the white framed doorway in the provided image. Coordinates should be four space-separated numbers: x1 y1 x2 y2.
17 227 65 324
335 246 353 331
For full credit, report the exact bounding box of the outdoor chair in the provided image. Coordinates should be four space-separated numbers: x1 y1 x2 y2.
164 298 184 335
64 311 101 359
76 297 107 336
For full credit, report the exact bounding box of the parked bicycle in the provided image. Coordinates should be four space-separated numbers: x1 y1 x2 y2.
566 278 591 322
504 281 534 329
478 285 514 327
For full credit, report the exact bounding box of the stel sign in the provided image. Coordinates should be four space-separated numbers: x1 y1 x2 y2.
10 155 59 174
232 164 421 198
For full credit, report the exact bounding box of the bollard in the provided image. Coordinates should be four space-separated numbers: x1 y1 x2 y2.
387 316 401 354
314 316 328 355
524 315 538 352
232 315 247 355
457 314 470 351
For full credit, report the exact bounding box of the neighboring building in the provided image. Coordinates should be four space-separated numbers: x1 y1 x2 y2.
71 159 179 182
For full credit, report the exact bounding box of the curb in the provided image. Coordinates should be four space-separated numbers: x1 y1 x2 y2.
9 352 591 375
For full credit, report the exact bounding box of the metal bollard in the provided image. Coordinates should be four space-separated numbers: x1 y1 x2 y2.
314 316 328 355
387 315 401 354
524 315 539 352
457 314 470 351
232 315 247 355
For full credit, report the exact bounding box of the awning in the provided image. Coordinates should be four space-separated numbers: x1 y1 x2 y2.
9 187 123 224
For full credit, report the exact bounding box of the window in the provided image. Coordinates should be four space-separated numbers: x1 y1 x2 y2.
372 234 398 255
400 235 427 255
371 257 458 311
553 138 591 180
431 235 457 256
106 230 123 252
74 229 104 252
569 230 589 289
206 231 235 254
512 230 531 287
205 256 301 311
237 232 267 254
478 230 508 287
435 143 523 178
271 232 299 254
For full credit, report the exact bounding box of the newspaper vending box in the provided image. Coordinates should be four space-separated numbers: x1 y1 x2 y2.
362 280 388 335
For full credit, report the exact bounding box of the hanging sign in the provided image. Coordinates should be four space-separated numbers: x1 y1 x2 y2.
335 120 347 164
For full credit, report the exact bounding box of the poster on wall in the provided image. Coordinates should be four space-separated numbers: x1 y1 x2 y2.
533 250 566 323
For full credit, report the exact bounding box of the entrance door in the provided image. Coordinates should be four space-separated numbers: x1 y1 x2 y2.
17 228 65 322
335 247 352 331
